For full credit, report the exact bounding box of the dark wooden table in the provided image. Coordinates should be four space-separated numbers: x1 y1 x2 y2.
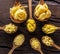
0 0 60 54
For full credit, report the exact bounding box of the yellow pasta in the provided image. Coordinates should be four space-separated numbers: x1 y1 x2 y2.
4 23 18 34
14 8 27 21
42 24 58 34
10 5 27 23
27 19 36 32
42 36 54 46
30 38 40 49
34 3 51 21
14 34 25 46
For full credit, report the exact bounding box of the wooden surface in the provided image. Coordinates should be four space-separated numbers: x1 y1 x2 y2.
0 0 60 54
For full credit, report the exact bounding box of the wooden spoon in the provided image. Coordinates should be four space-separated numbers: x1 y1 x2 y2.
14 0 28 8
26 0 36 32
30 38 44 54
40 0 45 5
0 26 5 30
42 24 60 34
0 23 18 34
57 27 60 30
34 0 51 22
8 34 25 54
14 0 20 6
10 0 27 23
42 36 60 50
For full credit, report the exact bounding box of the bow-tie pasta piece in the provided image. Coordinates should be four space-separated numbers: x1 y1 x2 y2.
4 23 18 34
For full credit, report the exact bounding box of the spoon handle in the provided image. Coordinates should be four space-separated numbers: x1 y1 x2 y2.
39 49 44 54
8 47 16 54
14 0 28 8
40 0 44 5
28 0 32 19
14 0 20 6
53 43 60 50
22 5 28 8
38 48 44 54
57 27 60 30
0 26 4 30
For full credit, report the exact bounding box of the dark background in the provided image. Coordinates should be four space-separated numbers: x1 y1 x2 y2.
0 0 60 54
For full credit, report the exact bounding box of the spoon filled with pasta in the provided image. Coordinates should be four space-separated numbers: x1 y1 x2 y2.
42 36 60 50
30 37 44 54
10 0 27 23
34 0 51 21
0 23 18 34
42 24 60 34
26 0 36 32
8 34 25 54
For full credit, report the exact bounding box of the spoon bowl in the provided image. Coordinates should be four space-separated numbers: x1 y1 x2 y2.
30 37 44 54
10 0 27 23
8 34 25 54
34 0 51 21
42 36 60 50
42 24 59 34
26 0 36 32
0 23 18 34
